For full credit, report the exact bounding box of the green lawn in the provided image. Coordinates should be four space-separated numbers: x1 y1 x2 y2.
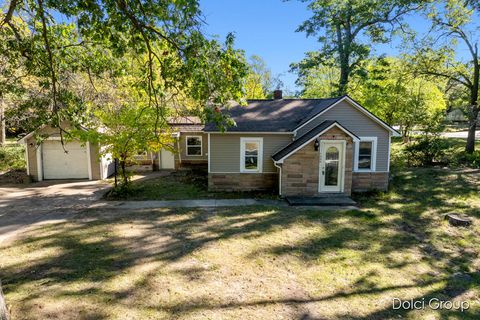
1 167 479 319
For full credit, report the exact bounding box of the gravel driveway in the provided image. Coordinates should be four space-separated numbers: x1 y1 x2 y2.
0 180 111 244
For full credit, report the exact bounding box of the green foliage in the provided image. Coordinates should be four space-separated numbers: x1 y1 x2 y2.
1 0 249 185
292 0 426 95
410 0 479 153
353 57 447 136
404 135 448 166
0 143 25 172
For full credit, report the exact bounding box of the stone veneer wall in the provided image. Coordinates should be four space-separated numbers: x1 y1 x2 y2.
208 173 278 192
281 127 353 197
352 172 389 192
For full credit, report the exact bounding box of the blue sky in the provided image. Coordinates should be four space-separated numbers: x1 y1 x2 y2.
199 0 433 92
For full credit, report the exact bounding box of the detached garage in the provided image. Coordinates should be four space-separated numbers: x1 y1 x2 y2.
19 125 114 181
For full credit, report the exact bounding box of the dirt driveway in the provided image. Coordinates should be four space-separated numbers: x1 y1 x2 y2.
0 180 111 244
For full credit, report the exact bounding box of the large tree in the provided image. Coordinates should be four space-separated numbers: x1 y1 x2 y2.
355 57 446 138
1 1 247 184
411 0 479 153
292 0 425 95
1 0 247 135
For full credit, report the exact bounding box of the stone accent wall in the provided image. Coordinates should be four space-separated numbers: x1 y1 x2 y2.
281 126 354 196
208 173 278 192
352 172 389 192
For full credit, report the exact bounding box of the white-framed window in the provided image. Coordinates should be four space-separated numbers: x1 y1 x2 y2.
240 137 263 173
186 136 202 156
354 137 377 172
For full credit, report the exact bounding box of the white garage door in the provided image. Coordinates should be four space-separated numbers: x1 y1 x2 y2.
42 141 89 179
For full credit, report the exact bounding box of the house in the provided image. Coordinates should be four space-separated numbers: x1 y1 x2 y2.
20 93 399 196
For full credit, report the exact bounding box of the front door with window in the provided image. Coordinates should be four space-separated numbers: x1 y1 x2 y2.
319 141 345 192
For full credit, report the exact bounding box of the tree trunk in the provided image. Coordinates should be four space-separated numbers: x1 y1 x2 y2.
465 108 478 153
120 157 128 186
0 280 9 320
466 60 479 153
0 95 5 146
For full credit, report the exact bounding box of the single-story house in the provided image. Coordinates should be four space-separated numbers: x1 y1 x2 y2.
20 93 399 197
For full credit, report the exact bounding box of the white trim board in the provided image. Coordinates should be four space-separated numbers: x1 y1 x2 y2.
353 137 377 172
293 96 401 137
274 122 359 164
207 133 211 173
240 137 264 173
185 135 203 157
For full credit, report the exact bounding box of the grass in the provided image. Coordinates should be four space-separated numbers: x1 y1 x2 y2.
106 168 278 201
1 166 479 319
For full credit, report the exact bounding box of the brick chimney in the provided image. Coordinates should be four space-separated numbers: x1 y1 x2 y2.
273 90 282 99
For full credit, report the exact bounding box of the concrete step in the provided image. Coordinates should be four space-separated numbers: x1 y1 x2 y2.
286 196 357 206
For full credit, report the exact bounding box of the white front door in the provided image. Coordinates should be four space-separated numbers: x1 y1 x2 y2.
160 149 175 169
319 141 345 193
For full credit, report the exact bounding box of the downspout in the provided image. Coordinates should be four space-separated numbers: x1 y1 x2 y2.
273 162 282 196
176 136 182 167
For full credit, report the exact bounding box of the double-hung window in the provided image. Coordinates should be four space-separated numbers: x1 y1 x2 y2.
355 137 377 171
186 136 202 156
240 137 263 173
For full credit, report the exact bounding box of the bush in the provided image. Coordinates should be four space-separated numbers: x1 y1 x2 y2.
456 150 480 168
0 144 26 172
404 136 448 167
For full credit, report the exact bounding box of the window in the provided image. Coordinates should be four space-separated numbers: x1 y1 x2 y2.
240 137 263 173
355 137 377 171
186 136 202 156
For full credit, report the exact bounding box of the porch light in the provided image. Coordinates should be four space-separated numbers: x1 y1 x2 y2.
314 139 319 151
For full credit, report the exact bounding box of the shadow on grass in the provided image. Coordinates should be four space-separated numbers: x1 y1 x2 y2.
1 168 479 319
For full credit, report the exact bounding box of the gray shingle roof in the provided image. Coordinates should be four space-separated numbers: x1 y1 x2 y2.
168 116 204 132
271 120 359 162
203 97 344 132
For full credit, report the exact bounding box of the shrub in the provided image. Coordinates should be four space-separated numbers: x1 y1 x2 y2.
455 150 480 168
0 144 26 172
404 136 448 167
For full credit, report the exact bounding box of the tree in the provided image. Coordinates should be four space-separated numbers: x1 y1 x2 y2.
244 55 284 99
1 1 248 185
411 0 479 153
291 55 339 98
292 0 425 95
354 57 446 138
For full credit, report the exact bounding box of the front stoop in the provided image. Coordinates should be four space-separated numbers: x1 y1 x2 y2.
286 195 357 206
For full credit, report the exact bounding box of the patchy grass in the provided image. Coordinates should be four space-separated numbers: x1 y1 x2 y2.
1 167 479 319
106 169 278 200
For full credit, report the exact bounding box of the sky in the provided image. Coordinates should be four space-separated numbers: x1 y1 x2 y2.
198 0 435 93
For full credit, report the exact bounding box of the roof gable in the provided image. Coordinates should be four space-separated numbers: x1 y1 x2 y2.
294 95 400 136
272 120 359 163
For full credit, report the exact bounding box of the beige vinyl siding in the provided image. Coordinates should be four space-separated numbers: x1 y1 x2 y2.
26 136 38 181
210 133 293 173
89 143 102 179
296 100 390 172
176 132 208 161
